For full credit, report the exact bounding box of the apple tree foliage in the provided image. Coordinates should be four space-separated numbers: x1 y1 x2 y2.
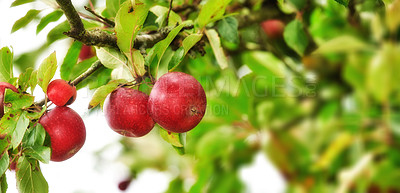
1 0 400 192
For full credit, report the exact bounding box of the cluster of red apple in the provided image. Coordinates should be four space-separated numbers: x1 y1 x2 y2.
260 19 285 39
1 71 206 163
104 72 207 138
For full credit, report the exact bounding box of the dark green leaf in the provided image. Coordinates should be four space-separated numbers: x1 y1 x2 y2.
334 0 349 7
217 17 239 44
16 156 49 193
11 0 34 7
37 52 57 93
168 47 185 71
0 152 9 175
11 112 29 149
69 57 98 81
12 9 41 33
0 174 7 193
24 146 51 164
0 47 13 83
88 79 126 109
18 68 34 92
60 41 82 80
47 21 70 45
36 10 63 34
283 20 309 56
147 23 185 78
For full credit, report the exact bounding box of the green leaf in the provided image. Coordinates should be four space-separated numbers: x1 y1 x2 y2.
18 68 34 92
334 0 349 7
386 0 400 33
205 29 228 69
11 0 34 7
132 50 146 76
96 47 127 69
284 20 309 56
0 174 7 193
60 41 82 80
183 34 203 55
168 47 185 71
313 36 371 54
47 21 70 45
150 5 182 26
106 0 127 17
12 9 41 33
29 70 38 94
241 51 285 77
69 57 98 81
16 156 48 193
37 52 57 93
147 23 186 78
115 1 149 53
0 110 22 137
88 79 126 109
11 112 29 149
22 124 46 148
36 10 63 34
197 0 232 28
4 88 35 112
0 47 14 83
24 146 51 164
367 44 400 103
159 129 183 147
217 17 239 44
0 151 9 175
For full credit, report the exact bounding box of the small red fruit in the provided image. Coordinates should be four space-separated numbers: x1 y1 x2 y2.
118 179 132 191
39 106 86 162
104 87 155 137
148 72 207 133
79 45 95 61
47 79 77 106
0 82 19 118
260 19 285 39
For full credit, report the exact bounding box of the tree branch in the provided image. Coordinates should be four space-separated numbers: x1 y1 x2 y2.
34 61 103 107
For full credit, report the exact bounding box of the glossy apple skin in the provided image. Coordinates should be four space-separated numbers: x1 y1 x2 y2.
39 106 86 162
79 45 95 61
0 82 19 118
47 79 77 106
104 87 155 137
148 72 207 133
261 19 285 39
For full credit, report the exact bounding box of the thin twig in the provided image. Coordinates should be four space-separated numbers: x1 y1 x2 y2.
84 6 115 27
166 0 174 26
34 61 104 107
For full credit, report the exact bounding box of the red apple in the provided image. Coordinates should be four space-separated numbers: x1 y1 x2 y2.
47 79 77 106
148 72 207 133
104 87 155 137
0 82 19 118
261 19 285 39
39 106 86 162
79 45 95 61
118 179 132 191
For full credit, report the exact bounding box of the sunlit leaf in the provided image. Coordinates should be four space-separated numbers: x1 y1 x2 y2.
96 47 127 69
88 79 126 109
11 111 29 149
284 20 308 56
36 10 63 34
37 52 57 93
0 47 13 83
205 29 228 69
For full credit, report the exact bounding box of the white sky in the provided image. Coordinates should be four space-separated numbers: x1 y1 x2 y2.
0 0 286 192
